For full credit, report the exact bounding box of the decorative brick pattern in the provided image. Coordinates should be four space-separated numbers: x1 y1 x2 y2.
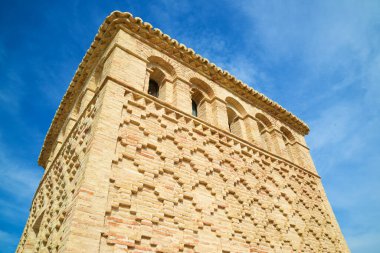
99 88 347 253
17 96 98 252
17 11 349 253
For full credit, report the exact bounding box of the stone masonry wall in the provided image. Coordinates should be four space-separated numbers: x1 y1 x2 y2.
17 13 349 252
98 83 348 253
17 91 98 253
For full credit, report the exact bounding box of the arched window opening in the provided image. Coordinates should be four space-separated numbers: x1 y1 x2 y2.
255 113 273 151
148 79 159 98
192 100 198 117
191 88 207 119
227 107 238 133
257 121 265 133
256 113 272 128
280 126 296 162
146 57 176 102
189 78 215 99
280 126 295 142
225 97 247 138
147 56 176 77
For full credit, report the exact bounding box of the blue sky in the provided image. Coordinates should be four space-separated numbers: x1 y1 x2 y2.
0 0 379 252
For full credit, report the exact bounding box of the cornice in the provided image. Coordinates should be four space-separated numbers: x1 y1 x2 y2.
38 11 310 167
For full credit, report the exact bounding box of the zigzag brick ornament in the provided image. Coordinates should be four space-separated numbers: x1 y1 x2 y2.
17 11 349 253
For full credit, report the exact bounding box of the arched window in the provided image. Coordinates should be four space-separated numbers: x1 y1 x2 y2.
256 121 265 134
255 113 273 151
225 97 247 138
146 56 176 102
192 99 198 117
227 107 239 134
280 126 296 162
148 79 159 98
189 78 214 121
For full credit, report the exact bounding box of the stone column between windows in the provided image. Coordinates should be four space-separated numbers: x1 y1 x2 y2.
159 79 174 104
285 141 295 162
198 99 212 122
242 115 260 144
143 69 151 93
260 129 273 152
268 128 285 157
210 97 229 131
65 117 77 137
173 78 192 115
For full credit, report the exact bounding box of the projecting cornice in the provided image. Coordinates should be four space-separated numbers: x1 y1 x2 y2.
38 11 309 167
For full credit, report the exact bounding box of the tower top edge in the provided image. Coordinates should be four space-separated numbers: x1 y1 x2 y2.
37 10 310 167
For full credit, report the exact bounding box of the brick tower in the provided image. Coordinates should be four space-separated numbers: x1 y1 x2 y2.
17 11 349 253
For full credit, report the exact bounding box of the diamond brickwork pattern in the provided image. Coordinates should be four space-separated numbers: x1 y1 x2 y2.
99 89 347 253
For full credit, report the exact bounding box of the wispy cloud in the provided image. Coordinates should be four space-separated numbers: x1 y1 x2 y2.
142 0 263 87
176 31 261 86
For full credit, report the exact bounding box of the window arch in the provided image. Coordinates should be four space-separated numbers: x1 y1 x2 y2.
225 97 247 117
280 126 295 142
147 56 176 77
255 113 272 128
225 97 247 137
255 113 273 151
189 78 214 99
32 211 45 237
227 107 239 133
189 78 214 121
190 88 205 120
280 126 296 162
147 67 166 99
146 56 176 101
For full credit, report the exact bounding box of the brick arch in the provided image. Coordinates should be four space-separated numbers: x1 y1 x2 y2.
255 113 272 128
189 77 215 121
225 96 247 117
254 113 274 152
189 77 215 100
146 55 176 77
146 56 177 102
280 126 295 142
225 97 247 139
148 67 166 85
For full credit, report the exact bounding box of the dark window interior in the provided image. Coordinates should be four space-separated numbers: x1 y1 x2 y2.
192 100 198 117
148 80 159 98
